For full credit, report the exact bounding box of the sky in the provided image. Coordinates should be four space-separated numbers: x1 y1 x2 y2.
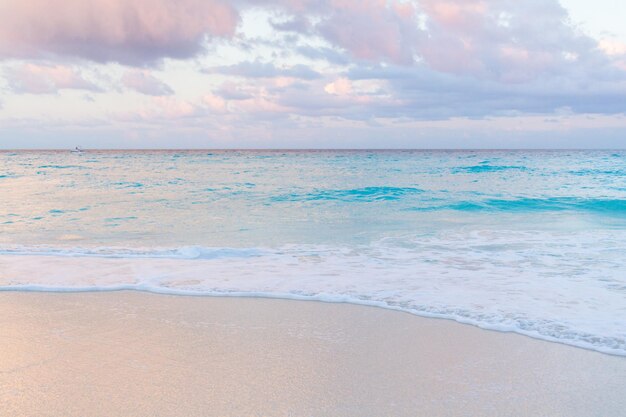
0 0 625 149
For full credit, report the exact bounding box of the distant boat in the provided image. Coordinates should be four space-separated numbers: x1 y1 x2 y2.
71 146 84 154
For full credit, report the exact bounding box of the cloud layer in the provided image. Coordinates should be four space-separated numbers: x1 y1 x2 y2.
1 0 626 148
0 0 238 65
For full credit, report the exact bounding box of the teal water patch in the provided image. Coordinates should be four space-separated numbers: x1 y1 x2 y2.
453 165 528 174
410 197 626 214
0 171 18 179
272 186 424 203
112 182 144 188
37 165 85 169
568 169 625 176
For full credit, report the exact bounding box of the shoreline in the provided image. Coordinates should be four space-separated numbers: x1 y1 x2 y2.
1 285 623 357
1 291 625 416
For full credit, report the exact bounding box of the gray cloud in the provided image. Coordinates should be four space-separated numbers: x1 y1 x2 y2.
121 70 174 96
4 63 101 94
214 82 254 100
270 15 312 33
207 60 321 80
295 46 350 65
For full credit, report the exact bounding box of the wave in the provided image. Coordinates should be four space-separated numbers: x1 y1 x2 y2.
409 197 626 214
112 181 144 189
1 236 625 356
568 169 626 176
452 165 528 174
0 245 263 259
272 186 424 202
37 165 88 169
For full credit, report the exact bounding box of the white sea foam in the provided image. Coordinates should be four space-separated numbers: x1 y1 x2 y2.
2 229 625 356
0 245 263 259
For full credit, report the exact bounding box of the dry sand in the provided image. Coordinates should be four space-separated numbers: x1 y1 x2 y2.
1 291 625 417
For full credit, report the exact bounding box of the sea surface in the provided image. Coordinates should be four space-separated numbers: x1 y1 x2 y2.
1 150 625 355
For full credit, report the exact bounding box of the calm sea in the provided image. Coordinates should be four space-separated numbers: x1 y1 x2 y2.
1 150 625 354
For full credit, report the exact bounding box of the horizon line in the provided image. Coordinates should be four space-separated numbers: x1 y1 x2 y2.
1 148 625 152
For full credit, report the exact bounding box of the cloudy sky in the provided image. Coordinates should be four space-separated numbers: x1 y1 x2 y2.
1 0 625 149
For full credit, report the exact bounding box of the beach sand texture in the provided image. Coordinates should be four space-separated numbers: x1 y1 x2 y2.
1 291 625 417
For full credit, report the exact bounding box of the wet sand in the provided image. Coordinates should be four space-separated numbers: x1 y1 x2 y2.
1 291 625 417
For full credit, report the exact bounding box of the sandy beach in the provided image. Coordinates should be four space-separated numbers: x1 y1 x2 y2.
0 291 624 417
4 0 626 413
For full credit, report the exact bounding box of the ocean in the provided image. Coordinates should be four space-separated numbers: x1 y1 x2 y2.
1 150 625 355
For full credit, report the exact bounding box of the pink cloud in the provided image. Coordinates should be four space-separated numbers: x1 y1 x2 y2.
265 0 609 84
599 40 626 56
4 63 99 94
324 78 352 95
318 0 420 65
151 97 198 118
115 93 230 123
0 0 612 86
115 96 200 122
598 39 626 70
233 96 292 115
202 93 228 113
420 0 487 32
0 0 239 64
122 70 173 96
248 0 420 64
414 0 603 82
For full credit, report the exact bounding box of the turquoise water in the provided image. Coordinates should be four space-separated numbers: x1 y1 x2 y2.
1 150 625 354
